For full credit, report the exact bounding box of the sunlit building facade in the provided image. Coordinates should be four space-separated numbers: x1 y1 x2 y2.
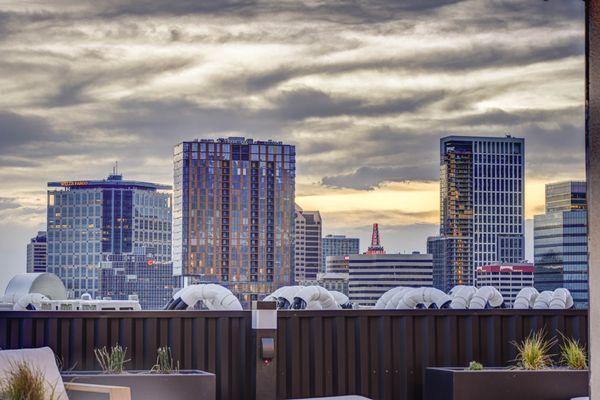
294 205 322 282
438 135 525 290
534 181 588 308
47 174 172 299
173 137 296 303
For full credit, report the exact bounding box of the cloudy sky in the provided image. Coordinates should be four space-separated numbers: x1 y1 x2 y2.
0 0 586 290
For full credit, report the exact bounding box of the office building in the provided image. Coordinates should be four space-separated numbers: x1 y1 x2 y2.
300 272 349 296
534 181 588 308
438 135 525 290
294 205 322 282
99 247 177 310
348 253 433 307
26 231 47 273
325 255 350 274
173 137 295 303
322 235 360 270
475 263 534 307
47 174 172 299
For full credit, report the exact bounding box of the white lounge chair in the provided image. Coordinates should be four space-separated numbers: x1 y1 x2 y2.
0 347 130 400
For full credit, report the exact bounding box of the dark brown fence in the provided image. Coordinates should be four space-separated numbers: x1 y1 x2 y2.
0 309 587 400
0 311 253 400
276 309 587 400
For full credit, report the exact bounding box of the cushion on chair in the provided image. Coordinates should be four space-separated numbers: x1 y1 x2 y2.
0 347 68 400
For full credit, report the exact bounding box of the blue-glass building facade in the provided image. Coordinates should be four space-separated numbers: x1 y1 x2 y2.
173 137 296 303
534 181 588 308
100 247 177 310
47 174 172 299
321 234 360 270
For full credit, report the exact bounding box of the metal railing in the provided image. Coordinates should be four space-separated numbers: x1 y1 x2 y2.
0 309 587 400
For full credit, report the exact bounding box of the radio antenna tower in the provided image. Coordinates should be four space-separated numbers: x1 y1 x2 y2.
366 223 385 254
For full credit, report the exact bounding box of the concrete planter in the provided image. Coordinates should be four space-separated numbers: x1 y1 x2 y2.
424 367 588 400
63 370 216 400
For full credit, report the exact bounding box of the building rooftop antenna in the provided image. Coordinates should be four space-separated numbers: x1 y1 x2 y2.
366 223 386 254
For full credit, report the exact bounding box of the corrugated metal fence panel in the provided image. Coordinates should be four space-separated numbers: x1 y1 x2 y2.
276 309 588 400
0 311 253 400
0 309 588 400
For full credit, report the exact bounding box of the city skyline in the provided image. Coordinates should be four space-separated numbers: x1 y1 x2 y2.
0 1 585 291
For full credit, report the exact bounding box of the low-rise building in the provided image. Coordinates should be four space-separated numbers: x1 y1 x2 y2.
325 255 350 274
99 248 177 310
348 253 433 307
476 263 534 307
299 272 349 296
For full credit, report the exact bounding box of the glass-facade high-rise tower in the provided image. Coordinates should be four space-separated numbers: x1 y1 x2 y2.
173 137 296 303
47 174 172 299
435 135 525 291
534 181 588 308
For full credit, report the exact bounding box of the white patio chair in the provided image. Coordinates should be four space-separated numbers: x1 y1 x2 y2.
0 347 130 400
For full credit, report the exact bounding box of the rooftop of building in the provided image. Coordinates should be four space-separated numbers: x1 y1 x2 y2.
476 263 535 273
178 136 291 146
48 174 172 191
440 134 524 143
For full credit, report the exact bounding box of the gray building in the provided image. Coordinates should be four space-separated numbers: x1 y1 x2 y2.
100 247 177 310
47 174 172 299
325 255 350 274
173 137 296 304
322 234 360 270
437 135 525 291
348 253 433 307
534 181 588 308
294 205 322 282
26 231 47 273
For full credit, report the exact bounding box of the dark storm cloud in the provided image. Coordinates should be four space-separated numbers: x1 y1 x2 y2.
46 58 196 107
0 111 53 153
246 37 583 91
322 165 438 190
269 88 444 120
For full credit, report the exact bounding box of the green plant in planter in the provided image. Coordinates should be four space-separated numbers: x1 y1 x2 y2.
0 361 58 400
560 337 587 370
151 346 180 374
467 361 483 371
94 344 130 374
512 330 556 370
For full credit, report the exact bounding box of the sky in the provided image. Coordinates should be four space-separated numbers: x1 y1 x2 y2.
0 0 586 291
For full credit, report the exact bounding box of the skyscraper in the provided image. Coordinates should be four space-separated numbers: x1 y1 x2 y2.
322 234 360 270
173 137 296 303
436 135 525 291
534 181 588 308
26 231 47 273
294 205 322 282
47 174 172 299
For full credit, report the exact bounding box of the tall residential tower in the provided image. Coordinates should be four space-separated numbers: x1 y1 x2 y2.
173 137 295 303
434 135 525 291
